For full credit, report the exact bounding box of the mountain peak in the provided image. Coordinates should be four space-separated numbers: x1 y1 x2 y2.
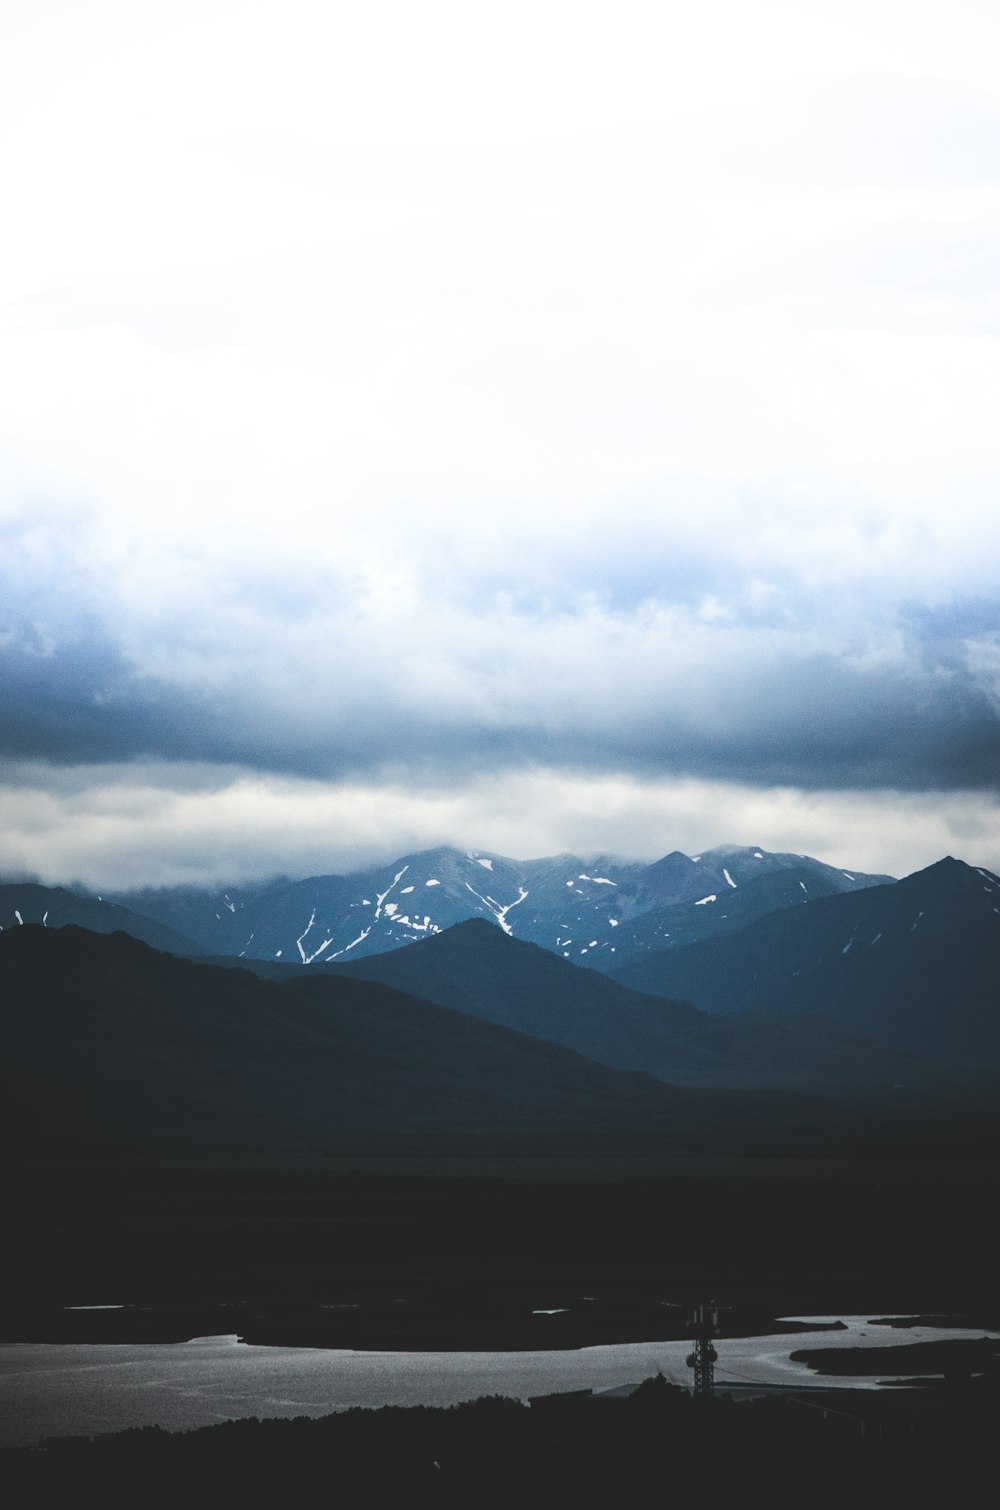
901 854 996 887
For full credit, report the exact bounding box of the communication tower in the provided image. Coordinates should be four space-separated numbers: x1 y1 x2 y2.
686 1300 720 1398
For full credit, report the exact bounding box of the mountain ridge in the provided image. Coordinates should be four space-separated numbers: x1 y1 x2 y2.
324 915 946 1097
0 924 832 1158
612 857 1000 1066
91 842 894 969
0 882 204 957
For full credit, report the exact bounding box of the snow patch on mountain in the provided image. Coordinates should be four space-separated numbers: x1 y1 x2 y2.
326 924 373 960
374 868 408 920
465 881 529 935
296 908 335 964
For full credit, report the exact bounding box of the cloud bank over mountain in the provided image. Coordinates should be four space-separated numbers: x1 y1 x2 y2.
2 1 999 885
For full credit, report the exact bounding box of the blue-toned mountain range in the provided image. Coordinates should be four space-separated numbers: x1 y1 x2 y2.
92 843 893 968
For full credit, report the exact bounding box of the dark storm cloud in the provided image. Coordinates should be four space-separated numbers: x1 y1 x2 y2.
2 583 997 795
0 613 220 765
667 650 1000 792
520 647 1000 794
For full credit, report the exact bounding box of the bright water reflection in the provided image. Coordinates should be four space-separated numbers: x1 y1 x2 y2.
1 1319 996 1449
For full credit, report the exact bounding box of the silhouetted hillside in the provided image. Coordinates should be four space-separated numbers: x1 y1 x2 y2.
325 918 942 1095
614 858 1000 1066
0 926 829 1159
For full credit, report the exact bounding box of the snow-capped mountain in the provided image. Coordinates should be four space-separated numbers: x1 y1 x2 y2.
108 843 893 968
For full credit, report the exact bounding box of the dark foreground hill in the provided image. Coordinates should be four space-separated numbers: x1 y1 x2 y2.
0 926 830 1159
614 858 1000 1066
326 918 940 1096
6 1378 999 1510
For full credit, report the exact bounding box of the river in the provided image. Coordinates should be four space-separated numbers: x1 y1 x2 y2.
2 1317 995 1448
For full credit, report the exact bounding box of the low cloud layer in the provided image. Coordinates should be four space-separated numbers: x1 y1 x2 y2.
3 526 998 795
2 761 998 891
2 2 999 885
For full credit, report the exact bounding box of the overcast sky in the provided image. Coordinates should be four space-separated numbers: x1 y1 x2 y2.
2 0 1000 888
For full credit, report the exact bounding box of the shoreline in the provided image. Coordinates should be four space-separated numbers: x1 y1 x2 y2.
7 1309 1000 1353
4 1319 1000 1454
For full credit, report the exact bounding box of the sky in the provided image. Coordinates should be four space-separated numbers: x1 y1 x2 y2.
2 0 1000 889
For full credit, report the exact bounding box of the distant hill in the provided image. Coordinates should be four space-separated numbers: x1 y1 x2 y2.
107 843 893 970
603 864 848 958
325 917 941 1097
613 858 1000 1066
0 882 204 957
0 926 830 1159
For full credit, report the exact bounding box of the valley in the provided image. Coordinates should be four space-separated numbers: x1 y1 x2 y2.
3 839 999 1491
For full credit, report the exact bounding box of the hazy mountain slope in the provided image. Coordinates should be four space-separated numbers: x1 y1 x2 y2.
571 844 894 970
604 864 846 961
109 843 893 970
0 926 826 1159
614 858 1000 1065
326 918 939 1095
96 879 275 955
0 882 204 957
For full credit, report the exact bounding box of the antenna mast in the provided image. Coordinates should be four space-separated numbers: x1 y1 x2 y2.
686 1300 720 1398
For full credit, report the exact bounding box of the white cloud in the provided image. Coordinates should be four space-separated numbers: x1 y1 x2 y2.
2 2 1000 880
2 760 998 889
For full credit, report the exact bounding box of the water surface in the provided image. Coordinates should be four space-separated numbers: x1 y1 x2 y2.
2 1318 994 1448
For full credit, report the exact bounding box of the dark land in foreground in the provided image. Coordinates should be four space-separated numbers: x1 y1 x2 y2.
5 877 1000 1507
6 1155 1000 1349
6 1371 1000 1510
7 1154 1000 1507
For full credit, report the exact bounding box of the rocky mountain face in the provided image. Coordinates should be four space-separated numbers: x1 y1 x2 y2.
105 843 893 969
614 858 1000 1066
